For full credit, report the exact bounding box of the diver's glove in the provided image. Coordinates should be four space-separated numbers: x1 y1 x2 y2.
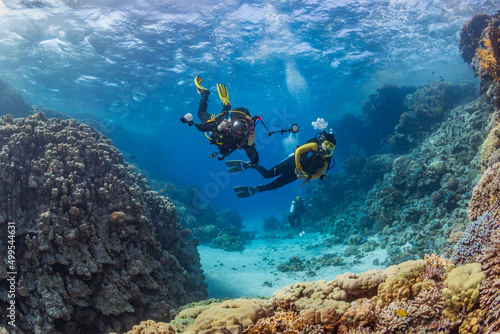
295 168 308 180
217 119 231 131
247 132 255 146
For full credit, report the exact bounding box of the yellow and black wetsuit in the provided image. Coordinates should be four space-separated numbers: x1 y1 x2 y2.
251 140 333 192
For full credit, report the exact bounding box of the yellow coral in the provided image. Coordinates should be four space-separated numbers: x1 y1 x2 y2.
442 263 485 321
477 27 500 82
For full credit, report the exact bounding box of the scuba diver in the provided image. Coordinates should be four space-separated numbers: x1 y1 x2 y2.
289 196 306 229
181 76 259 163
226 130 336 198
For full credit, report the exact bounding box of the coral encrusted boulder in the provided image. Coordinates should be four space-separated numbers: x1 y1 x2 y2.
0 113 206 333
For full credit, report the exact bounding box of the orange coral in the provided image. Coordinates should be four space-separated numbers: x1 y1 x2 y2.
424 253 452 269
108 211 126 224
242 311 308 334
477 26 500 82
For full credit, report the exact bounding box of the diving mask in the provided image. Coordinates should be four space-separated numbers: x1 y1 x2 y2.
321 140 335 157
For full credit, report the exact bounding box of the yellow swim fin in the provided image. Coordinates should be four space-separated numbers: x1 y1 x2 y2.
194 76 207 94
216 83 231 108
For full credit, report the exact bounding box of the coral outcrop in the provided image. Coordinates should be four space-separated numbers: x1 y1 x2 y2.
150 181 248 251
0 113 206 333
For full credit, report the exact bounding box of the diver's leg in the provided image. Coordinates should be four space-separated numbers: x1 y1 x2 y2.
253 156 294 179
197 91 211 123
257 171 297 192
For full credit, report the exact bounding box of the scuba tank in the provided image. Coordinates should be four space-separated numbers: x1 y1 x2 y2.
290 200 296 214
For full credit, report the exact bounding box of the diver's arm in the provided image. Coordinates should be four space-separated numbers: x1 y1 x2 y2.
294 143 318 170
195 120 218 132
309 161 328 180
244 144 259 164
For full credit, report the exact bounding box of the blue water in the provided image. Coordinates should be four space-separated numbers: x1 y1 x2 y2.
0 0 498 216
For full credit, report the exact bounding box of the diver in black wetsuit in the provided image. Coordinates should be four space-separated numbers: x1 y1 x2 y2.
181 76 259 163
226 130 336 198
289 196 306 229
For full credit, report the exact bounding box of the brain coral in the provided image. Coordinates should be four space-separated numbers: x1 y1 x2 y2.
442 263 485 321
190 298 274 333
376 260 426 307
0 114 206 333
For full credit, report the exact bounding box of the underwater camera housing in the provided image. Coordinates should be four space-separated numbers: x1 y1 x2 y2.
180 113 194 126
231 118 250 139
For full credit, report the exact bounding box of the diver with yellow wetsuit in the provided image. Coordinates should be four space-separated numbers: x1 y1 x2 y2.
226 130 336 198
181 76 259 163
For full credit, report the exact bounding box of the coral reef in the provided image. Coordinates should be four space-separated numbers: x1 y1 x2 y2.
476 26 500 82
122 254 492 334
459 13 491 63
450 211 498 265
0 114 206 333
165 298 274 334
149 180 249 251
310 95 489 266
390 82 477 153
478 229 500 333
124 320 175 334
468 162 500 221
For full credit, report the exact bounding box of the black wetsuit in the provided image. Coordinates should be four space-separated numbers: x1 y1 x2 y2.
289 200 306 227
253 155 297 192
196 92 259 164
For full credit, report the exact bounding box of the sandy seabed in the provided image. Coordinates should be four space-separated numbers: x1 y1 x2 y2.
199 218 387 298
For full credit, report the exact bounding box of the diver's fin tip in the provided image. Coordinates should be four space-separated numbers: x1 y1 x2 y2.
226 160 251 173
217 83 231 106
233 186 259 198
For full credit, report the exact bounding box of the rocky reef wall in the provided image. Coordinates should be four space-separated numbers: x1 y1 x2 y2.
0 113 206 333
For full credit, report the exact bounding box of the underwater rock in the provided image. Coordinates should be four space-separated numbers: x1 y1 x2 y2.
262 216 281 231
459 13 491 63
0 79 32 118
0 114 206 333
